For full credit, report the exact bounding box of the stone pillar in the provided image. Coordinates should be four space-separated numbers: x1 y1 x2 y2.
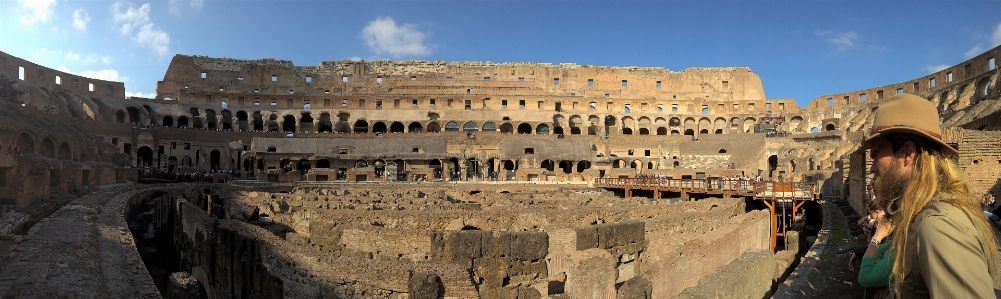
566 248 616 299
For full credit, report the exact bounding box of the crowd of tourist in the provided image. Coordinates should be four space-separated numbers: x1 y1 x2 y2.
136 166 247 183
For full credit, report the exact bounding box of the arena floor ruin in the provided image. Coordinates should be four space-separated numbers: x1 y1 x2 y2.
0 44 1000 298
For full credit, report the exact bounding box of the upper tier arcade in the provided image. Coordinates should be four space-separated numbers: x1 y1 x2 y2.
157 55 767 104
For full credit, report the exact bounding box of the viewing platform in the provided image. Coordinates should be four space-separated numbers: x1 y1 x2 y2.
594 177 819 250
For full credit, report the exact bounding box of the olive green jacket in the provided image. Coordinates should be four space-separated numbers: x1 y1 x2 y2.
898 199 996 298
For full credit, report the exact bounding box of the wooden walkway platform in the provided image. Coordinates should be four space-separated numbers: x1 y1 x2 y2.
594 178 819 250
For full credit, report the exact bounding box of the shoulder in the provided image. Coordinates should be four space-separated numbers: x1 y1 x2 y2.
913 201 976 232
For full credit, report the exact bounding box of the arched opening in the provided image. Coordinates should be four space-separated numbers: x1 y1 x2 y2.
205 109 217 129
210 150 221 170
390 122 405 133
684 129 694 136
318 113 332 133
354 120 369 133
588 125 599 136
127 107 142 124
622 128 633 135
162 116 174 127
372 122 388 133
536 124 550 135
570 127 581 135
169 156 178 172
408 122 424 133
669 117 681 127
298 159 311 175
638 128 649 135
554 127 565 135
299 113 314 133
137 146 154 167
559 160 573 174
630 161 640 169
657 127 667 135
714 129 723 134
280 159 293 172
426 122 441 133
253 112 264 131
58 142 71 160
517 123 532 134
825 124 836 131
282 115 297 132
115 110 126 123
647 162 654 169
576 161 591 173
671 130 680 135
612 160 623 168
790 160 797 172
500 123 514 133
445 121 460 132
373 160 386 177
316 159 330 168
266 114 280 132
355 160 368 168
465 158 478 179
430 160 443 179
40 138 56 158
237 111 249 131
463 122 478 132
699 129 709 134
482 122 497 132
178 116 189 128
447 158 460 180
335 121 351 133
541 160 555 172
768 155 778 178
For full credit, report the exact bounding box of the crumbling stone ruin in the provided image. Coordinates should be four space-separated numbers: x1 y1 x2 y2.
0 43 998 298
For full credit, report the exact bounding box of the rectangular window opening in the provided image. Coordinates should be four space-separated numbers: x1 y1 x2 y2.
411 76 417 81
502 100 508 108
991 58 996 71
306 76 313 83
18 66 24 80
55 76 61 85
484 77 490 81
342 76 348 83
656 81 662 88
465 100 472 110
929 78 937 88
913 82 919 92
827 98 833 106
413 99 419 107
553 78 559 85
237 76 243 81
271 75 277 82
519 100 526 109
518 77 524 82
947 72 953 82
860 94 867 102
722 81 728 88
644 150 651 157
621 80 628 87
588 79 594 86
430 99 436 106
377 76 383 84
589 102 596 110
342 100 349 107
201 72 206 79
897 88 904 94
877 90 884 99
446 77 452 81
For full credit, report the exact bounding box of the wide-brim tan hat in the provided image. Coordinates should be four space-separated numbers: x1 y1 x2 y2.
857 93 957 156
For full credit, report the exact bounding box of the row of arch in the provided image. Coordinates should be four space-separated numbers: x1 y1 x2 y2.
15 132 74 161
246 157 595 176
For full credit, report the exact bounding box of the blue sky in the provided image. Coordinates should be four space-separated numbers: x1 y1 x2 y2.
2 0 999 107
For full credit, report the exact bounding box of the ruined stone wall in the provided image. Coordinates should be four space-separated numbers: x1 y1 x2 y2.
0 51 125 100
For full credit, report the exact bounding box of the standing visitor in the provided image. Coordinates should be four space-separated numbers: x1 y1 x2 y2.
857 94 999 298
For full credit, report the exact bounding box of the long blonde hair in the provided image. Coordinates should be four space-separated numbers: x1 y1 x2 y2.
888 135 1000 294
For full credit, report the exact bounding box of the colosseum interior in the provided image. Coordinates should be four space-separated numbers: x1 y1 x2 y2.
0 43 999 298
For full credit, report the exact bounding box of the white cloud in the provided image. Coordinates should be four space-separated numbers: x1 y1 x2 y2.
112 1 171 56
72 9 90 31
58 66 123 82
112 1 151 35
101 56 113 64
135 23 171 56
126 91 156 98
992 22 1001 47
965 44 984 59
361 16 432 58
65 51 81 61
19 0 56 24
826 31 859 52
923 64 950 74
347 56 362 61
169 0 204 14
